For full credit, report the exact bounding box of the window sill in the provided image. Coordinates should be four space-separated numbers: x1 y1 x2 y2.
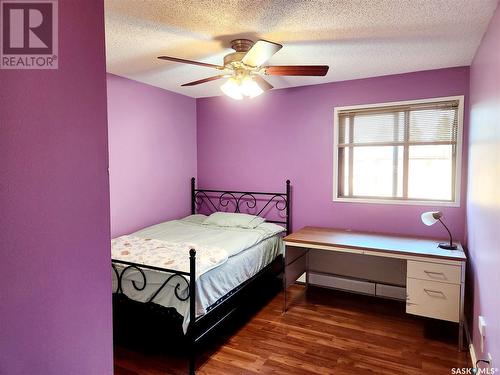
332 196 460 207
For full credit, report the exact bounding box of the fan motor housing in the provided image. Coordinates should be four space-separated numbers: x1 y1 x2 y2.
223 39 255 68
230 39 254 52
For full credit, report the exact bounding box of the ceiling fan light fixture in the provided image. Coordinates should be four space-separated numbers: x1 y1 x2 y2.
221 75 264 100
160 39 330 97
240 76 264 98
220 77 243 100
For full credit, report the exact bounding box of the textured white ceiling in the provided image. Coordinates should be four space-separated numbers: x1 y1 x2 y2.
105 0 498 98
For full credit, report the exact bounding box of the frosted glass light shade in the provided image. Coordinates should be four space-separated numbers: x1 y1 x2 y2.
221 78 243 100
240 76 263 98
220 76 264 100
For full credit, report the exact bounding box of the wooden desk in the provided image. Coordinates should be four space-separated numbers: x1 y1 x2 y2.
283 227 467 349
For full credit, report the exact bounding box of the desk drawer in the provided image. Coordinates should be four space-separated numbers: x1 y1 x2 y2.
407 260 461 284
406 278 460 322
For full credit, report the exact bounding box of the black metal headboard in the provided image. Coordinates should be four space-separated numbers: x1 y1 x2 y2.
191 178 291 235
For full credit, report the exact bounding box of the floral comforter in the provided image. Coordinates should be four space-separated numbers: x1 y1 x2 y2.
111 235 227 279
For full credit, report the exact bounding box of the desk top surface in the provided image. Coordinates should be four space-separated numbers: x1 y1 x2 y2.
284 226 466 261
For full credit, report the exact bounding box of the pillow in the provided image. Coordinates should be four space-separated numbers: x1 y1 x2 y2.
257 222 286 235
180 214 207 224
202 212 265 229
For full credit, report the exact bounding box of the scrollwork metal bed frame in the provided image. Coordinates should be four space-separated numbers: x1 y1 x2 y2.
112 178 291 374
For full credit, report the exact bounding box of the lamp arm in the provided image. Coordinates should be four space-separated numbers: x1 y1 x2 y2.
438 218 454 247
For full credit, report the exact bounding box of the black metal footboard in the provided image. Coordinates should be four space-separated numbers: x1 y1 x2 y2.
112 251 284 374
112 249 197 374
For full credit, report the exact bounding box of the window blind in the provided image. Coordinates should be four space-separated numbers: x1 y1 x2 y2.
338 100 459 147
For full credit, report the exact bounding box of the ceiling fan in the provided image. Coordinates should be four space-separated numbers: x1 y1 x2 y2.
157 39 329 100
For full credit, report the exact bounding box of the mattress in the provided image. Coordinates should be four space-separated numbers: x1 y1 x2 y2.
112 215 284 333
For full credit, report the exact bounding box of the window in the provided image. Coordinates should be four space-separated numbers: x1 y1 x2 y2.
333 96 463 205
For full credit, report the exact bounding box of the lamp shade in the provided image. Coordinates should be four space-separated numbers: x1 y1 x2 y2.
240 76 264 98
221 76 264 100
220 77 243 100
421 211 443 226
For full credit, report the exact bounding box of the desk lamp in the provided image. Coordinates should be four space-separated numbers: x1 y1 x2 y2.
421 211 457 250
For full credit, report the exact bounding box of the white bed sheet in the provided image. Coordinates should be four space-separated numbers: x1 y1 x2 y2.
112 217 284 333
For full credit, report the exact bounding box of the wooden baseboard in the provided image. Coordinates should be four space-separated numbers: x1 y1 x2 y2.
463 319 477 367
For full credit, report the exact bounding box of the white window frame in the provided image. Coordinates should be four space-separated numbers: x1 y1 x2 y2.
332 96 464 207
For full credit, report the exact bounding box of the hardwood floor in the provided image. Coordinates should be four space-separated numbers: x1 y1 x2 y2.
114 285 470 374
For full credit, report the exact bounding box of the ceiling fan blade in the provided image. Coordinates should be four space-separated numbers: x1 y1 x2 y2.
158 56 225 70
253 76 273 91
242 40 282 68
181 75 227 86
264 65 329 76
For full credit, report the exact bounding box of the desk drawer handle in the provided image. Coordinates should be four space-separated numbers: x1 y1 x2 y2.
424 270 446 278
424 288 446 298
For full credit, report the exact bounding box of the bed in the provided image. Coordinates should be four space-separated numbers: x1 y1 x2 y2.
111 178 291 375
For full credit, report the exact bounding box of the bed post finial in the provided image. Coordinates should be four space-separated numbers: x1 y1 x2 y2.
286 180 291 235
191 177 196 215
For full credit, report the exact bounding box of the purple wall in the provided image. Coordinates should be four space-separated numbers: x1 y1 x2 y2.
467 3 500 363
107 74 197 237
197 67 470 241
0 1 113 375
